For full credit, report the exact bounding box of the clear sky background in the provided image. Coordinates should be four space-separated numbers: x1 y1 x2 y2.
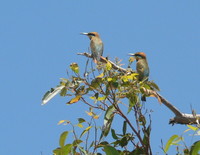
1 1 200 154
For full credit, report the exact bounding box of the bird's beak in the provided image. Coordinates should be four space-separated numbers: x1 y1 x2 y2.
128 53 135 56
80 32 88 35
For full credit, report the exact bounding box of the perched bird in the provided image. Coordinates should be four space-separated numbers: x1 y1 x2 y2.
129 52 149 101
129 52 149 81
81 32 104 63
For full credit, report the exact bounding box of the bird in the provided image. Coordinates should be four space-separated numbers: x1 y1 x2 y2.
81 32 104 63
129 52 149 101
129 52 149 81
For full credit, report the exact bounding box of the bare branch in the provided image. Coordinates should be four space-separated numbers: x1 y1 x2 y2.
77 52 128 73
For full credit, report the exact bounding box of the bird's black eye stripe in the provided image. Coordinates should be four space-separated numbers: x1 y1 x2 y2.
88 33 95 36
134 54 143 58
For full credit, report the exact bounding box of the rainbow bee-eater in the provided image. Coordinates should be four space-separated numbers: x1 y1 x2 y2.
81 32 104 63
129 52 149 81
129 52 149 101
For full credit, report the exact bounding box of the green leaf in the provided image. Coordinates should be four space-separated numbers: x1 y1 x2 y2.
119 137 128 147
102 106 115 137
190 140 200 155
127 95 137 113
60 87 67 96
70 63 79 73
149 81 160 91
78 118 86 123
53 147 62 155
63 144 73 154
72 139 83 146
42 85 65 105
90 78 102 89
131 147 145 155
164 135 179 153
103 145 120 155
59 131 69 148
122 121 127 135
111 129 118 140
143 125 151 145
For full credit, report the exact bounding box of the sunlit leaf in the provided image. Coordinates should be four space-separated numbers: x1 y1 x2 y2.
103 145 120 155
63 144 73 154
58 120 70 125
42 85 65 105
85 111 93 116
106 61 112 71
77 123 83 128
67 95 81 104
129 56 135 63
96 72 104 78
164 135 179 153
98 96 106 101
80 126 92 138
70 63 79 74
60 78 69 83
126 73 138 80
107 77 113 82
187 125 199 131
59 131 69 148
93 114 100 119
121 76 128 82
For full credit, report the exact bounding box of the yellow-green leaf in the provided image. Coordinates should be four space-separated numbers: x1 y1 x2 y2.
164 135 179 153
59 131 69 148
70 63 79 73
103 145 120 155
80 126 92 138
77 123 83 128
96 72 104 78
129 57 135 63
190 140 200 155
58 120 70 125
107 78 113 82
187 125 199 131
67 95 81 104
106 61 112 70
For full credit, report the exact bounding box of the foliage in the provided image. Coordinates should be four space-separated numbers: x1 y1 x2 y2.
161 125 200 155
42 58 200 155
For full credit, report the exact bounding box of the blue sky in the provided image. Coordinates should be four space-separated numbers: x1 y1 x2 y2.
1 0 200 154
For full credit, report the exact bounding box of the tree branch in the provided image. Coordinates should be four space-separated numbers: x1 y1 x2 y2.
78 52 200 125
77 52 128 73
